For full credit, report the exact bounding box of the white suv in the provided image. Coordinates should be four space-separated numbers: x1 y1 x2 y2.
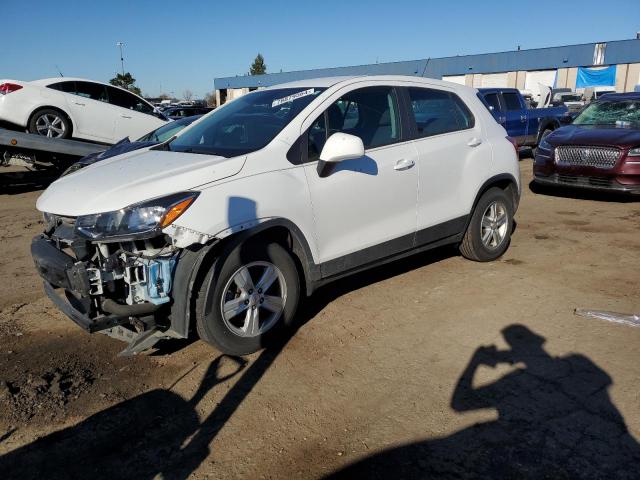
32 76 520 355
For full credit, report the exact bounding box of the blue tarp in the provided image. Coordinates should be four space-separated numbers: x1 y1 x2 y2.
576 66 617 88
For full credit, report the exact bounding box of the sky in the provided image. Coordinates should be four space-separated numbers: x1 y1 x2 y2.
2 0 639 99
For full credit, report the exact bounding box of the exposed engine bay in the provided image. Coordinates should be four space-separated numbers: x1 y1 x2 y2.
32 214 184 355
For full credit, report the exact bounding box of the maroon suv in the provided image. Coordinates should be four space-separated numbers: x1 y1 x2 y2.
533 93 640 194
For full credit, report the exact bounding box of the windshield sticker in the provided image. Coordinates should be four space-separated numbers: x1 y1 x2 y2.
272 88 315 108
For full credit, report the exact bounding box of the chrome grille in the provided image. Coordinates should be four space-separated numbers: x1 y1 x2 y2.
555 146 620 169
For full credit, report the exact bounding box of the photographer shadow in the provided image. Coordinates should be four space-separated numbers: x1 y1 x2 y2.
328 324 640 479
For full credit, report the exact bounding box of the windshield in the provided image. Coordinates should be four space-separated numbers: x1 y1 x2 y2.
138 116 199 142
168 87 325 157
573 100 640 126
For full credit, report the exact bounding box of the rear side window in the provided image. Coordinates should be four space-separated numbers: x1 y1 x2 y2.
484 93 502 111
502 93 522 111
407 87 474 138
107 86 154 115
75 81 108 102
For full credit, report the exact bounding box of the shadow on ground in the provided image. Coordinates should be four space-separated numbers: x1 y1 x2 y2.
327 324 640 479
529 180 637 203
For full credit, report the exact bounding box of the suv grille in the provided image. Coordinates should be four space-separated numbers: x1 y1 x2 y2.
555 146 620 169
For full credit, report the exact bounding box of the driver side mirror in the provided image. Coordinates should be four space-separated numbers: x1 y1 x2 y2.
316 133 365 177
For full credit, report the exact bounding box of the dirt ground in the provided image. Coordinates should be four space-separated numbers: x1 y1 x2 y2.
1 157 639 479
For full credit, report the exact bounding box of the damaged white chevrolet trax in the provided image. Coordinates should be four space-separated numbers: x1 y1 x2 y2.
32 76 520 356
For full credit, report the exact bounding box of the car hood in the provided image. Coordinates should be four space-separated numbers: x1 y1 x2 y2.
37 149 246 216
548 124 640 148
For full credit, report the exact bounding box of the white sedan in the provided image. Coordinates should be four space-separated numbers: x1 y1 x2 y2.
0 77 167 144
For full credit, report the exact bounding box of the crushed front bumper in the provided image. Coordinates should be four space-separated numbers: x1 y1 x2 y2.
31 235 161 333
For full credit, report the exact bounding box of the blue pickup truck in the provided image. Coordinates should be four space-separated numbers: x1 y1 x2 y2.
478 88 571 151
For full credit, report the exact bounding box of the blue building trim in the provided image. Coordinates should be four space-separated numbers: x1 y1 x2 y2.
214 39 640 90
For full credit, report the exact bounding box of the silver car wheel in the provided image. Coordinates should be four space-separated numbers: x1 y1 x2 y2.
220 261 287 338
35 113 66 138
480 201 508 250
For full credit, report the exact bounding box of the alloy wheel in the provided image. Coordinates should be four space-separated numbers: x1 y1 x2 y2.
480 201 508 250
35 113 66 138
220 261 287 338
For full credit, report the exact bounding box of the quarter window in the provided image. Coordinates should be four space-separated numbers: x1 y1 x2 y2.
407 87 474 138
502 92 522 111
48 81 77 94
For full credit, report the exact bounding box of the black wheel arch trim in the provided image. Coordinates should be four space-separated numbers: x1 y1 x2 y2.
167 218 320 338
536 118 559 143
466 173 520 233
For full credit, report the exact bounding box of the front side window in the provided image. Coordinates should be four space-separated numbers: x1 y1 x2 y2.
169 87 325 157
408 87 474 138
307 86 401 159
107 86 154 115
75 81 108 102
502 93 522 111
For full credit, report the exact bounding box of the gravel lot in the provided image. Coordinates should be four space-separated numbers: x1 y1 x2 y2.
0 157 639 479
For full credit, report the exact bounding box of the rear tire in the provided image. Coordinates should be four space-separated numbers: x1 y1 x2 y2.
460 187 513 262
28 108 71 139
195 240 300 356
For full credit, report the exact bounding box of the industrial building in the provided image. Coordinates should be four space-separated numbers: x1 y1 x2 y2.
213 38 640 105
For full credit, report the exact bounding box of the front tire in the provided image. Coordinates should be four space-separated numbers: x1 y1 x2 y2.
28 108 71 139
460 187 513 262
195 241 300 356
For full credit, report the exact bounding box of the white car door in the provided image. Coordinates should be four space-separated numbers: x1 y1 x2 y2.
405 86 490 239
108 86 166 141
62 81 118 142
302 86 419 275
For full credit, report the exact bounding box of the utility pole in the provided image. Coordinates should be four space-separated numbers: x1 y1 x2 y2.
116 41 125 75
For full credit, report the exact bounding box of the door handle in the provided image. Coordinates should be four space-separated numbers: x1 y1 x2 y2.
520 115 527 122
467 137 482 147
120 114 132 119
394 158 415 171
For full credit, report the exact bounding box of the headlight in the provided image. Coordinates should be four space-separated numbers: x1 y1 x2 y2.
75 192 199 241
538 139 552 151
628 147 640 157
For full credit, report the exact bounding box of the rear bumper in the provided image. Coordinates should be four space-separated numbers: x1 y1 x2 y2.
533 173 640 194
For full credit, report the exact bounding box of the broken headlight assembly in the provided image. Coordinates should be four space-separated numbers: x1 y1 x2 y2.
75 191 199 241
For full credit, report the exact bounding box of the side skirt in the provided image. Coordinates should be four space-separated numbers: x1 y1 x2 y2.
312 215 468 292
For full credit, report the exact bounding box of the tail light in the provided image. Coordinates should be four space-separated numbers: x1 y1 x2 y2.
0 83 23 95
506 136 518 152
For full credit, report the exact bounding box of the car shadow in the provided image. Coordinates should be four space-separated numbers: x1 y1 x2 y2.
300 244 459 323
0 170 57 194
325 324 640 479
0 342 294 479
529 179 637 203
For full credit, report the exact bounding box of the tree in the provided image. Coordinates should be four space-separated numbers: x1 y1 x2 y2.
183 89 194 101
249 54 266 75
109 72 142 96
204 91 217 107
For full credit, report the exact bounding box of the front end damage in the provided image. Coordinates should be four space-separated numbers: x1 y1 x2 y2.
31 215 205 355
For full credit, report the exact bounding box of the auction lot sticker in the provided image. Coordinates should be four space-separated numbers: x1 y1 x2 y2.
272 89 315 107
